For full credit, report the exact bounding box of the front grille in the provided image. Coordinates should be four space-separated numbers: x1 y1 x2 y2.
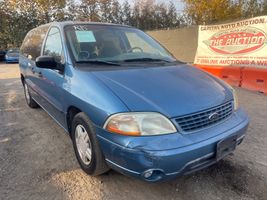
175 101 233 133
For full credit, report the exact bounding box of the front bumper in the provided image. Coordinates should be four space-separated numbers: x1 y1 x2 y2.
96 108 249 182
5 57 19 63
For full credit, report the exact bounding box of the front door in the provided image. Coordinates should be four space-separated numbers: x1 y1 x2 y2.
36 27 66 126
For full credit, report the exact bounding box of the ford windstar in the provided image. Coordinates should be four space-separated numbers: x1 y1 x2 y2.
19 22 249 182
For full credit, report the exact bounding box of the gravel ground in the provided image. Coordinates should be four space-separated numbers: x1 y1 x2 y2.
0 64 267 200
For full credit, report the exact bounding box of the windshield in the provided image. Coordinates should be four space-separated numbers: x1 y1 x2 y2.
64 24 176 63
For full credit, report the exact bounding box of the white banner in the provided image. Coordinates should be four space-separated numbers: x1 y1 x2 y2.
194 16 267 68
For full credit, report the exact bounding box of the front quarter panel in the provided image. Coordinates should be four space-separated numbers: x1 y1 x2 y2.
64 65 129 127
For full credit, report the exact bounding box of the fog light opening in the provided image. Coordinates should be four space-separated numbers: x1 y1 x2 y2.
142 169 164 181
143 170 153 179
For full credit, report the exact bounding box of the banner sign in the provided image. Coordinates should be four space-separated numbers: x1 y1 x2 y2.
194 16 267 68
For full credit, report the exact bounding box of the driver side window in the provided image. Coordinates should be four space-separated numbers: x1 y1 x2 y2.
43 27 63 62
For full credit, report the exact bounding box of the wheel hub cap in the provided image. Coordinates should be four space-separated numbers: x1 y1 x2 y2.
75 124 92 165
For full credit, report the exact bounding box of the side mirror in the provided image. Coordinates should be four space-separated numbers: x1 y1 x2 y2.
36 56 59 70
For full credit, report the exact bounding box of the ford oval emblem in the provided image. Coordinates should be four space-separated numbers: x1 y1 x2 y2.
208 112 219 121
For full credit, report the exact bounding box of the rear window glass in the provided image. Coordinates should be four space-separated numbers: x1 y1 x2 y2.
21 25 49 61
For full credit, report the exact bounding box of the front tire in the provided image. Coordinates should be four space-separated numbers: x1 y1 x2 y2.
71 112 109 175
23 82 39 108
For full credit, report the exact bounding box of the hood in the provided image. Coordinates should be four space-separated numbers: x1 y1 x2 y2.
92 64 233 118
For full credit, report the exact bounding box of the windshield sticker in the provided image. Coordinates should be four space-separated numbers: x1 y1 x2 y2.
73 25 88 31
75 30 96 43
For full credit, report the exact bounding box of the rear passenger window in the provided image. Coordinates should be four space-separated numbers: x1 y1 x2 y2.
20 25 49 61
43 27 63 62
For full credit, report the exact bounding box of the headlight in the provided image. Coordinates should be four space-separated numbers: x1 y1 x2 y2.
222 81 238 110
104 112 177 136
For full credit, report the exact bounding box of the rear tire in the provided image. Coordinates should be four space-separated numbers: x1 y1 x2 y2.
23 82 39 108
71 112 109 175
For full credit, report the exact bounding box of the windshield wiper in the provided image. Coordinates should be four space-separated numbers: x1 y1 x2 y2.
76 60 120 66
122 58 172 63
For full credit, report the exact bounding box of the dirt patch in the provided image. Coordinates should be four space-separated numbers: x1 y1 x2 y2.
0 63 20 79
52 170 104 200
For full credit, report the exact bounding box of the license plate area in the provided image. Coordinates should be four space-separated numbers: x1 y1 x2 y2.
216 135 237 161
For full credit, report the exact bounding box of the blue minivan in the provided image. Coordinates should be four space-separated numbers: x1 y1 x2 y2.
19 22 249 182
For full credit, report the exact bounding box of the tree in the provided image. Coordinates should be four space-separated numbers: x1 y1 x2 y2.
154 3 168 29
8 0 66 23
260 0 267 15
64 0 78 21
110 0 123 24
0 0 41 48
243 0 261 17
132 1 141 28
129 0 180 30
78 0 100 21
139 0 156 30
183 0 243 25
167 2 180 28
122 1 132 25
99 0 113 22
0 0 182 49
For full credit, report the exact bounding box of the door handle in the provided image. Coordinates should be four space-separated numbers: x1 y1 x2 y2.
31 67 35 74
37 71 43 78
